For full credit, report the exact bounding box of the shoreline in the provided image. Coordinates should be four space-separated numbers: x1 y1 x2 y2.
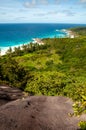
0 30 69 56
0 42 31 56
61 29 76 38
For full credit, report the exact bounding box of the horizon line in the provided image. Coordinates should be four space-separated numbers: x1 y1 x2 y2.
0 22 86 25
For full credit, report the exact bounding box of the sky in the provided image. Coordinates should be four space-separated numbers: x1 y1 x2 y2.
0 0 86 23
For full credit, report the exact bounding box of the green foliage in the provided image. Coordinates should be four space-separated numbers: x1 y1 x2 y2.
70 27 86 36
0 57 29 89
1 33 86 129
0 36 86 104
73 101 86 116
78 121 86 130
25 71 65 95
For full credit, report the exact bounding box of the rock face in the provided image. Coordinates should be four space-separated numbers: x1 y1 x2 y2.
0 96 86 130
0 85 25 106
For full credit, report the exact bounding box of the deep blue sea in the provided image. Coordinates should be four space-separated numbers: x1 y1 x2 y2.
0 23 86 50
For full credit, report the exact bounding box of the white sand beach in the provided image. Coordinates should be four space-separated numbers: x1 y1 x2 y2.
0 41 31 56
62 29 75 38
0 39 45 56
0 29 76 56
32 38 44 45
0 47 9 55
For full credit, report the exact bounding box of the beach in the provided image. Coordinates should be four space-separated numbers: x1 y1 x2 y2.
0 31 73 56
0 23 84 55
0 42 30 55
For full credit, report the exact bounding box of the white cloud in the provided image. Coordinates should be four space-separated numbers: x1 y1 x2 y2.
62 10 75 16
39 0 49 5
24 0 49 8
24 0 36 8
23 0 60 8
34 11 58 16
80 0 86 3
79 0 86 8
0 0 86 23
33 9 75 18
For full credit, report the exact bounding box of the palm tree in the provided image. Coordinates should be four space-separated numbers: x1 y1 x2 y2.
0 48 1 56
6 47 12 56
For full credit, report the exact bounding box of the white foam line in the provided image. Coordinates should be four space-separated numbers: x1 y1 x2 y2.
0 41 31 56
0 31 68 56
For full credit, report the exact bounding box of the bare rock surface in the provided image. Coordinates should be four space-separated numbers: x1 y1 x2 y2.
0 85 25 106
0 96 86 130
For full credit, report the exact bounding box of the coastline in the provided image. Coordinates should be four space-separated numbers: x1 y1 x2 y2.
0 47 8 55
0 23 85 56
0 42 30 56
61 29 76 38
0 30 69 56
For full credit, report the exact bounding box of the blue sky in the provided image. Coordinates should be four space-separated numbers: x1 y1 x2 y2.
0 0 86 23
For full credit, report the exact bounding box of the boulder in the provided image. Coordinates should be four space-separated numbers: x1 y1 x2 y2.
0 96 86 130
0 85 25 106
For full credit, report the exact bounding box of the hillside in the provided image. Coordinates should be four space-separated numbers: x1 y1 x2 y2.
0 37 86 100
0 35 86 129
69 27 86 36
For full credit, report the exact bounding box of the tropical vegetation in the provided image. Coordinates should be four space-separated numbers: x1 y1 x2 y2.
0 27 86 128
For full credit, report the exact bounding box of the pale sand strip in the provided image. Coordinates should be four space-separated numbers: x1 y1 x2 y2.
0 38 44 56
0 42 30 56
0 30 74 56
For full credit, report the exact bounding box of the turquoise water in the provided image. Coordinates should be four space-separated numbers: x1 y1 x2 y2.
0 23 86 49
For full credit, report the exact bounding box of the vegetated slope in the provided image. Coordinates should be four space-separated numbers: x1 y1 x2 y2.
70 27 86 36
0 37 86 103
17 38 86 101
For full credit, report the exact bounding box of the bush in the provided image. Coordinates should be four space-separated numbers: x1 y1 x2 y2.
25 71 65 95
78 121 86 130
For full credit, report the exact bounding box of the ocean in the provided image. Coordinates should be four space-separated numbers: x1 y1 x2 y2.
0 23 86 53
